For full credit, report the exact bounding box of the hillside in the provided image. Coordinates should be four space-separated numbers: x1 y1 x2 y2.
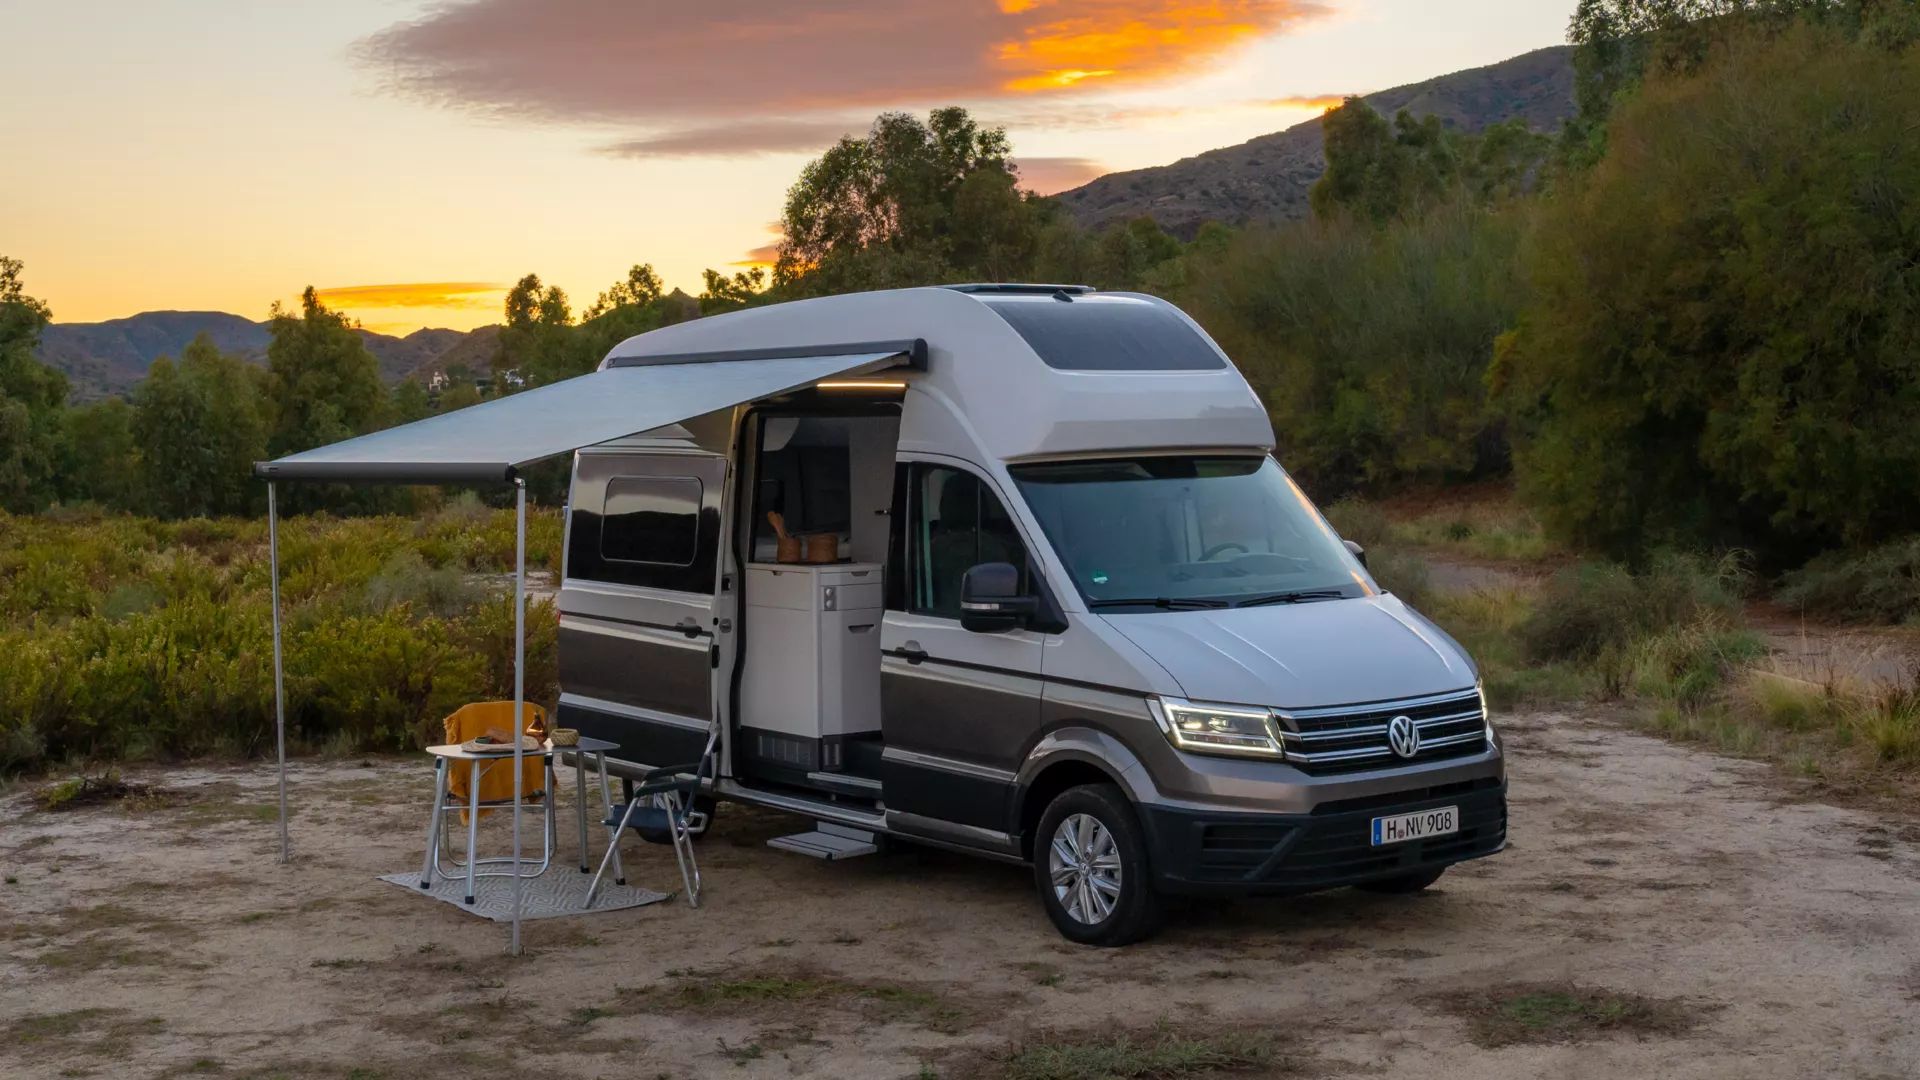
37 312 495 401
1054 45 1577 236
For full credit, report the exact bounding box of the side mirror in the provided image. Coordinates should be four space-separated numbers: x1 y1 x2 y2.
960 562 1036 633
1343 539 1368 568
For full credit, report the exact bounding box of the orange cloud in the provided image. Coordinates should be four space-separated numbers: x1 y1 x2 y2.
362 2 1332 137
997 2 1308 95
1266 93 1348 110
312 282 506 310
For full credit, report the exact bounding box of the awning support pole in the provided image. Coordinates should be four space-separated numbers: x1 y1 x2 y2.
268 481 289 865
510 477 527 956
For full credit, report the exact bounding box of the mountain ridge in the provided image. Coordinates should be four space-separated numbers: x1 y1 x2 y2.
37 312 497 401
1052 45 1577 236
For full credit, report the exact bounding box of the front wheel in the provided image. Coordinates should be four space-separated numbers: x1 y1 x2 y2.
1033 784 1163 946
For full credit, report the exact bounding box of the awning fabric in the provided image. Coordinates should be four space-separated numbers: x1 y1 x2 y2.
253 350 904 484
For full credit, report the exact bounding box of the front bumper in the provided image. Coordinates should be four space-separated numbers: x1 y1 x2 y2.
1139 776 1507 895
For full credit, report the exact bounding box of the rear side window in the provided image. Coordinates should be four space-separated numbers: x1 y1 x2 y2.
601 477 702 567
982 295 1227 372
568 456 720 593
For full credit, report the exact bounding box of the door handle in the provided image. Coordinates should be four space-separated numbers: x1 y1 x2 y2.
898 640 927 665
674 619 702 639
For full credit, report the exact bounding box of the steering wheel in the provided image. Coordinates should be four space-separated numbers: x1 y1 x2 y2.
1201 542 1250 561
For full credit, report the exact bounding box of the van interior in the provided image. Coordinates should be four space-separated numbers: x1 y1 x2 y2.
732 395 902 804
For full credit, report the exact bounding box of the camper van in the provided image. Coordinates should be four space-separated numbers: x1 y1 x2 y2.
558 284 1505 945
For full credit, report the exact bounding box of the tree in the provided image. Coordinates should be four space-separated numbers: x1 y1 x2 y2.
1561 0 1920 163
133 334 269 518
265 287 387 457
1311 100 1547 224
1178 202 1526 494
390 377 432 425
698 267 766 315
1497 23 1920 560
0 256 68 512
495 273 580 387
774 108 1051 294
57 397 138 510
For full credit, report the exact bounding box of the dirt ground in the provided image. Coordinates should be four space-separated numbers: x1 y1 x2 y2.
4 709 1918 1080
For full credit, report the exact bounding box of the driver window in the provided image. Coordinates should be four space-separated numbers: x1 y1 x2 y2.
909 465 1030 619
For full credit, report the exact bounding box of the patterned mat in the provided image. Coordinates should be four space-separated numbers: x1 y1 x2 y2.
378 869 671 921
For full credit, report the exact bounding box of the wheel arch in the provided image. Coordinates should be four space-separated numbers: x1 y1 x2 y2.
1013 726 1154 860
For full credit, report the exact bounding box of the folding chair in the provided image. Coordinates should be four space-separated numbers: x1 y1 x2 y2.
421 702 556 901
585 723 716 909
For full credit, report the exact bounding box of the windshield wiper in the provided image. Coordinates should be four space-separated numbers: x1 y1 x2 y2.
1234 589 1348 608
1087 597 1229 611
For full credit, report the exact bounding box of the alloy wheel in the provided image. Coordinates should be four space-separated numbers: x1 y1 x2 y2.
1047 812 1122 924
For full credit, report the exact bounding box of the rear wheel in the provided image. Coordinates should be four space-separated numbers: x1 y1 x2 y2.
1033 784 1162 946
1356 866 1446 894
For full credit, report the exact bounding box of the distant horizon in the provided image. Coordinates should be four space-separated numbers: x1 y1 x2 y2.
7 0 1575 334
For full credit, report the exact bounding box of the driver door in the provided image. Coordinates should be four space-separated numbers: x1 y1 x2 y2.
880 461 1043 831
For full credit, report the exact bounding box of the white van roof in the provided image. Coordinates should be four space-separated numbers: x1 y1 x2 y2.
602 285 1275 462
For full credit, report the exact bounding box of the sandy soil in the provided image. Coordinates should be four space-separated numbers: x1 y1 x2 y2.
3 709 1918 1079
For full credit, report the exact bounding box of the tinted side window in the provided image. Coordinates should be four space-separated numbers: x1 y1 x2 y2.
568 459 719 594
602 477 701 566
907 465 1030 619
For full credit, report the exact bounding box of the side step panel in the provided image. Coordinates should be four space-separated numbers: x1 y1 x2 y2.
768 822 878 860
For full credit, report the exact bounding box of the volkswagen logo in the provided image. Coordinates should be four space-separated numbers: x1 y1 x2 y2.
1387 715 1421 759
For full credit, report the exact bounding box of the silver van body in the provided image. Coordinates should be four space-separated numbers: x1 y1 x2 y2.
558 284 1505 943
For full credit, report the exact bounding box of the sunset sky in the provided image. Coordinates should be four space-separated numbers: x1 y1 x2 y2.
4 1 1575 334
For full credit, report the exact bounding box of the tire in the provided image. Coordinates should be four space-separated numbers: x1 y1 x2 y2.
1356 866 1447 894
1033 783 1163 946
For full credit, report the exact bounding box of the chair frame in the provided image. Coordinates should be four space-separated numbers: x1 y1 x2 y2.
420 755 558 904
585 726 717 910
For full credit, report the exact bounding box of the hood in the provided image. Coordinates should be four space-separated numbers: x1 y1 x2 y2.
1100 595 1475 709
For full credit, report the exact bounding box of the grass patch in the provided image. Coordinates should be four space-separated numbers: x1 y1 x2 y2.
34 770 153 811
1440 982 1705 1047
986 1024 1284 1080
1328 493 1553 563
3 1007 166 1060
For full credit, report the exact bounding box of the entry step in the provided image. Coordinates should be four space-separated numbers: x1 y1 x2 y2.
768 822 877 860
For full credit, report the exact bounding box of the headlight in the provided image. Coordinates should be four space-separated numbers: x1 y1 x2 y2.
1151 696 1285 759
1478 679 1494 744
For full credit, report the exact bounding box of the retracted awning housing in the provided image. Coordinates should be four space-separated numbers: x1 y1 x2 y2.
253 342 924 485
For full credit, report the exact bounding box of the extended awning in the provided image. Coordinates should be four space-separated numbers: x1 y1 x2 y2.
253 346 916 485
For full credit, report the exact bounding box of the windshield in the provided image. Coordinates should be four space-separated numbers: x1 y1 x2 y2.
1009 456 1369 610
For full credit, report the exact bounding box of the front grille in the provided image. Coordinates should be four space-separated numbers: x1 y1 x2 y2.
1277 688 1488 776
1159 784 1508 886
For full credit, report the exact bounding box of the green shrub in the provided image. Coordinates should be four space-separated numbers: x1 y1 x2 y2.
1776 538 1920 625
1323 497 1390 547
1499 25 1920 559
1519 552 1748 664
362 551 484 618
0 508 565 774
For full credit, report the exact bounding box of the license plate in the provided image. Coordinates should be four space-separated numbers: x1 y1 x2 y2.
1371 805 1459 846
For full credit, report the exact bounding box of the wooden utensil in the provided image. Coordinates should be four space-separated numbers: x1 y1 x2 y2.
768 511 802 563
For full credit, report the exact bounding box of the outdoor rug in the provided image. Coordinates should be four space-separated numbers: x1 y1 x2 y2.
378 870 672 921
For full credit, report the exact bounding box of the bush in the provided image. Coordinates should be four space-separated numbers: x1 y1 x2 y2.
1776 538 1920 626
1323 497 1390 547
0 508 565 774
1499 25 1920 560
1519 552 1748 664
1178 199 1525 495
